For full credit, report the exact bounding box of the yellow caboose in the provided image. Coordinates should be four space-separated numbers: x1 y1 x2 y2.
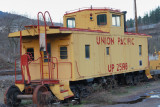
4 8 152 106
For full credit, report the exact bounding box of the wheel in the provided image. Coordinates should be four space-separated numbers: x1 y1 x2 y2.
71 86 81 104
102 77 117 90
133 74 140 85
4 85 22 107
33 85 52 106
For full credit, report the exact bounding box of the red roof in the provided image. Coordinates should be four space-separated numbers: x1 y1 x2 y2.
65 7 122 15
125 32 151 36
60 27 109 33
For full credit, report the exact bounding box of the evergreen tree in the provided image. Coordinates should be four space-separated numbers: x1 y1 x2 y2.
127 6 160 27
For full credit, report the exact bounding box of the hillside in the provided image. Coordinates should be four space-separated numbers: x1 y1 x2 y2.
0 11 62 70
0 11 8 17
128 23 160 54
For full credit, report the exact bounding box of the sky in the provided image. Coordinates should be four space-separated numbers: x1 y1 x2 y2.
0 0 160 23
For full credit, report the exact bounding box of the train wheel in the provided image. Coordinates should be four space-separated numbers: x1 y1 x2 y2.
4 85 21 107
102 77 117 90
71 86 81 104
33 85 51 106
133 75 140 85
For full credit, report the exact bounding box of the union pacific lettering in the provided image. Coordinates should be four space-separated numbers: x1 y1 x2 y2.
96 36 134 45
96 36 114 45
118 37 134 45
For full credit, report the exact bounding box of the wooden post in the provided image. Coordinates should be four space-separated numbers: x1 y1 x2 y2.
134 0 138 33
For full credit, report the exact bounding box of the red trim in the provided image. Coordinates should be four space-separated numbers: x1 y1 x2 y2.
24 25 107 34
60 27 109 33
43 80 59 84
60 85 64 87
24 25 38 28
15 80 24 84
31 80 59 84
125 32 151 36
49 26 60 29
75 61 81 77
52 57 59 79
15 31 25 84
24 25 108 33
65 8 121 15
60 90 68 93
44 11 54 26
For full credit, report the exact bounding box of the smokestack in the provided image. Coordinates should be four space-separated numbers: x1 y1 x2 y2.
123 11 127 32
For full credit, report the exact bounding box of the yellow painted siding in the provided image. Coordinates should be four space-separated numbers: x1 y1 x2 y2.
72 32 149 80
21 32 149 81
22 34 73 81
150 53 160 70
63 10 124 34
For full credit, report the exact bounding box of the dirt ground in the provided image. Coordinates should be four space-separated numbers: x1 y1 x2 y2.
82 80 160 107
1 75 160 107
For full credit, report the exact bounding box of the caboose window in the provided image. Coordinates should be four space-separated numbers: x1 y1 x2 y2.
85 45 90 59
60 46 68 59
139 45 142 56
106 47 110 55
97 14 107 25
44 43 51 62
112 15 121 26
27 48 34 61
67 18 75 28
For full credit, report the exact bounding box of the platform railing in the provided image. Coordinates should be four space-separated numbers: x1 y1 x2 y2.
15 58 24 84
65 7 121 14
15 56 73 84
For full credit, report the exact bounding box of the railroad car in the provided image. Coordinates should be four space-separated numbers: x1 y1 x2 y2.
149 51 160 76
4 7 152 106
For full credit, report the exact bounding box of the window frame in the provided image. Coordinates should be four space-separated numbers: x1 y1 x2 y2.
112 14 121 27
139 45 142 56
106 47 110 55
139 60 142 66
60 46 68 59
67 18 75 28
85 45 90 59
97 14 107 26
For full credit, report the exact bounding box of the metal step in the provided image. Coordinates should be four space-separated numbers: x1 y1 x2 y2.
64 95 74 99
60 90 68 93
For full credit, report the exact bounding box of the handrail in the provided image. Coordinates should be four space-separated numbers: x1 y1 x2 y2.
58 62 72 79
28 56 72 80
15 57 24 84
15 55 73 83
65 7 121 15
43 11 54 80
37 12 46 80
51 57 59 79
37 12 46 36
44 11 54 26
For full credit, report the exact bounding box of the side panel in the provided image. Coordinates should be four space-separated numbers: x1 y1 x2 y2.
73 32 149 80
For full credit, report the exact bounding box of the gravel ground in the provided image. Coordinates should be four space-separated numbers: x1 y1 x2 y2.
1 75 160 107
